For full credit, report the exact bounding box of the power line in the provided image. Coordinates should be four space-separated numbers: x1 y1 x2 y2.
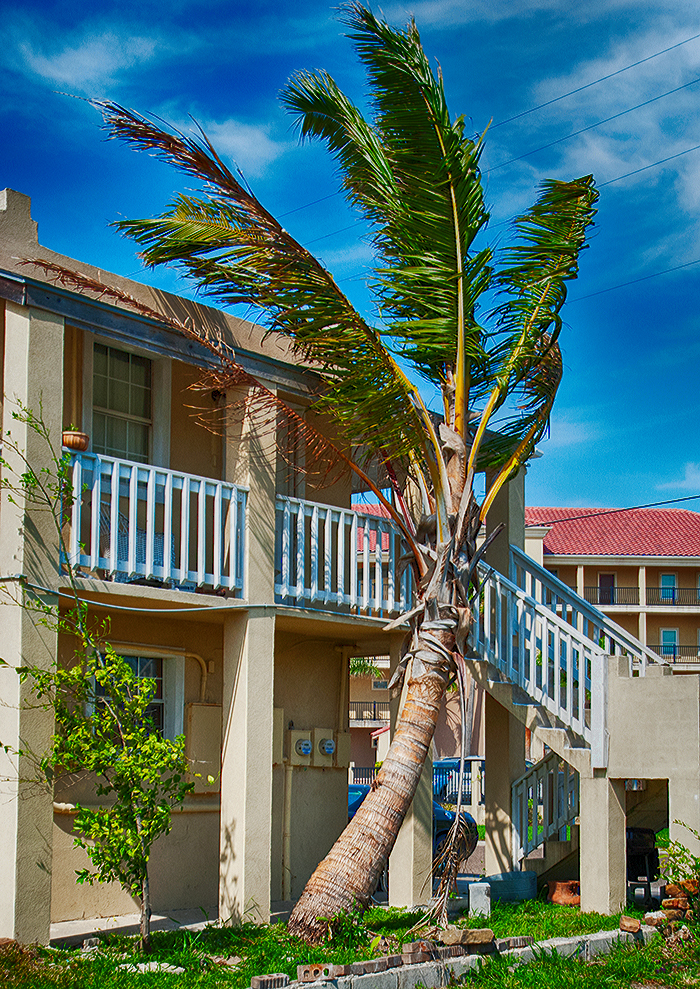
570 257 700 302
529 494 700 525
490 76 700 171
598 143 700 187
491 31 700 130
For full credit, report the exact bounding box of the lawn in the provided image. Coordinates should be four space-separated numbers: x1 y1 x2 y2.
0 900 659 988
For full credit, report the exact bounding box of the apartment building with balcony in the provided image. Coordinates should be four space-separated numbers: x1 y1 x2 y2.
4 186 700 944
525 506 700 669
0 188 422 943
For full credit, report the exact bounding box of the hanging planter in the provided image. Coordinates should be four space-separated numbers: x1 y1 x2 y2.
62 430 89 452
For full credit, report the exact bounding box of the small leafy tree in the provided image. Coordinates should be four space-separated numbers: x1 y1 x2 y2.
0 404 193 952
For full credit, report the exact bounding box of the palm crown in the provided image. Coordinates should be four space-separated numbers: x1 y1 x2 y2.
96 3 597 561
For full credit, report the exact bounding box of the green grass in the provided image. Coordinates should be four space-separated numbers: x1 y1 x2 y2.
462 936 700 988
0 902 667 989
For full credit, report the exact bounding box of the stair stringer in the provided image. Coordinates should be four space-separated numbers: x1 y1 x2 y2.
465 658 592 778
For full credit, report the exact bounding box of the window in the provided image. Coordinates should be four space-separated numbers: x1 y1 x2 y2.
95 651 184 740
660 573 677 604
92 343 152 463
372 680 388 691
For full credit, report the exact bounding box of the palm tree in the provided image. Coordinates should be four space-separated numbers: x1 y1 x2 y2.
39 2 597 945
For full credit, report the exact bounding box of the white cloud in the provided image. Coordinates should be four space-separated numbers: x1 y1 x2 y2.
542 415 600 450
657 462 700 491
386 0 698 27
162 115 291 180
20 32 157 89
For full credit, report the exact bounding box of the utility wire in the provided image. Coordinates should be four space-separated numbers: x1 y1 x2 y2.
528 494 700 525
570 256 700 302
491 31 700 129
490 76 700 171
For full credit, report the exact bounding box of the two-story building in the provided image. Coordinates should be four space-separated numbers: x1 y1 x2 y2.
0 187 425 943
5 186 700 944
525 506 700 669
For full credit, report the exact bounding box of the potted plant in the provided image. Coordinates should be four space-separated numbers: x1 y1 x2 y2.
62 426 89 452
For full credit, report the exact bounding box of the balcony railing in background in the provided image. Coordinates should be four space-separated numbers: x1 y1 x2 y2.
66 452 247 594
646 587 700 606
648 644 700 662
349 701 391 722
584 586 639 606
275 496 414 618
351 760 486 807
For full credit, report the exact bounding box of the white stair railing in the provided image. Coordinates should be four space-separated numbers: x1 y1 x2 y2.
512 751 579 862
510 545 662 673
473 563 601 746
275 496 413 618
66 451 247 593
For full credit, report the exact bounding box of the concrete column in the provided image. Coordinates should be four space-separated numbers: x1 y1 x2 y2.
669 776 700 858
219 611 275 923
484 469 525 579
219 377 277 922
484 692 526 875
389 749 433 908
576 565 584 599
0 303 64 944
579 774 626 914
389 635 433 907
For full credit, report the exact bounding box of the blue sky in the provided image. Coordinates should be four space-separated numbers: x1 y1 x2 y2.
2 0 700 510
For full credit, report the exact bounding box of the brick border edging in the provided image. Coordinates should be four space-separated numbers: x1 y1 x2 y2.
252 926 657 989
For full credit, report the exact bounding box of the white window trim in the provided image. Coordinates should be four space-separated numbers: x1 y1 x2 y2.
82 331 171 469
97 643 185 741
372 680 389 691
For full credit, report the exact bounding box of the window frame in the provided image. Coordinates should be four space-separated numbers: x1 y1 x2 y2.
81 331 171 468
92 645 185 741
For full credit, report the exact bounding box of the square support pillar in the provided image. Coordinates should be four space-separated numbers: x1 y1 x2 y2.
0 303 64 944
388 750 433 908
484 693 526 876
389 635 433 907
579 774 626 914
669 776 700 857
219 611 275 923
484 468 525 579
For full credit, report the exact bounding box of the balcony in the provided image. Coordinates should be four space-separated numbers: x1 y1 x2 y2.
646 587 700 607
275 495 414 619
583 586 639 606
65 452 247 594
349 701 390 723
648 644 700 663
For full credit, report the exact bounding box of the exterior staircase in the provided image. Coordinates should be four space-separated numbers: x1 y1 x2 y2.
467 545 665 866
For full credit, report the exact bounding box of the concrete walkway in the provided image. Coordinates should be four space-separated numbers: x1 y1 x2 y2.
50 907 218 946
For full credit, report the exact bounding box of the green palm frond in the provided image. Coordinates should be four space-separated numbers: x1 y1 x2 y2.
283 4 492 433
95 102 436 474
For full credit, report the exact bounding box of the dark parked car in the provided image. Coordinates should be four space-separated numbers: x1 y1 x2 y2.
348 783 478 861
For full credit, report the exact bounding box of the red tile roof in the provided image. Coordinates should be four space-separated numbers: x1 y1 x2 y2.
525 506 700 557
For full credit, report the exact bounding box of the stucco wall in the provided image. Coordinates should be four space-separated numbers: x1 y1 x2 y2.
51 611 224 922
272 632 348 901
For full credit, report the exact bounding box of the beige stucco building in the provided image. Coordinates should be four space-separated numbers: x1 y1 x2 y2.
3 187 700 945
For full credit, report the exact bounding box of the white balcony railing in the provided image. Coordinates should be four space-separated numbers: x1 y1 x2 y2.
274 496 414 618
65 452 247 594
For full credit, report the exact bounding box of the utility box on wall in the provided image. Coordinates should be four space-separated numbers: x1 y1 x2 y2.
313 728 335 767
185 703 222 794
289 730 313 766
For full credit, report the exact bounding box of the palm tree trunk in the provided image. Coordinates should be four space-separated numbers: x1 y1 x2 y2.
288 629 453 944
